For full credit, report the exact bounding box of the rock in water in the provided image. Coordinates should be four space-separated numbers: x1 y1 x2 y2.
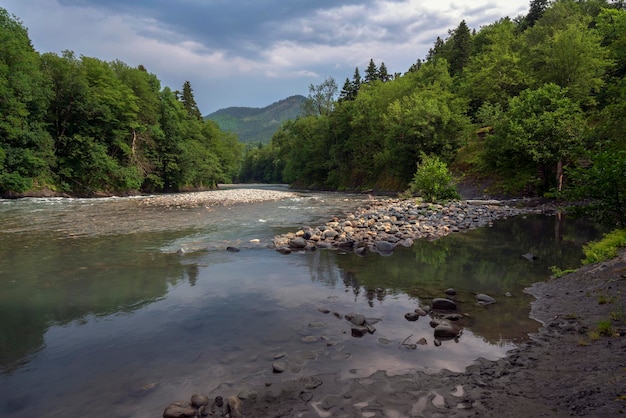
289 237 307 249
349 313 366 326
226 396 243 418
434 321 462 339
351 325 369 337
476 293 496 305
445 288 457 296
190 394 209 408
522 252 537 261
432 298 457 310
414 307 428 316
375 241 394 255
272 361 286 373
404 312 420 321
163 404 197 418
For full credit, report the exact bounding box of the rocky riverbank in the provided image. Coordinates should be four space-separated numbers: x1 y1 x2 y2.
164 248 626 417
272 198 557 255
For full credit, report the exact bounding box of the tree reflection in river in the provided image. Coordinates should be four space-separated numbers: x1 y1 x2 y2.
308 214 604 345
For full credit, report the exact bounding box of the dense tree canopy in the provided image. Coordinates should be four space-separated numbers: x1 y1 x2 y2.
239 0 625 225
0 8 241 196
3 1 626 226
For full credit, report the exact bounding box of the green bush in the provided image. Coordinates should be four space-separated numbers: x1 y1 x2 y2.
582 229 626 265
408 154 460 203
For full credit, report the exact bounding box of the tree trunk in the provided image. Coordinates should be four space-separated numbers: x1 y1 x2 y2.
556 160 563 192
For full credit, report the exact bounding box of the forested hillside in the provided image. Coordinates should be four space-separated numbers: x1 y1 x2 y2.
0 8 242 197
205 95 306 144
240 0 625 225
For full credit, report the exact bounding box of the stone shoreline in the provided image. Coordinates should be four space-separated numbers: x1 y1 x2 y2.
272 198 556 255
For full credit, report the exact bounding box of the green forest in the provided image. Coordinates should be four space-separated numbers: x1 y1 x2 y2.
239 0 625 225
0 8 242 196
1 0 625 226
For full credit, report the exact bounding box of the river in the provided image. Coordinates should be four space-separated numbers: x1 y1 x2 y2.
0 185 604 417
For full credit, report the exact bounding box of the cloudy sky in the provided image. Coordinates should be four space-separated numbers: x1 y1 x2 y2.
4 0 529 115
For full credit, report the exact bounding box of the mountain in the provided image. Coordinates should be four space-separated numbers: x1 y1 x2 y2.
205 95 306 144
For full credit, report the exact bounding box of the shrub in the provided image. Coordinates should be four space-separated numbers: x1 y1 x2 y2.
408 154 460 203
582 229 626 265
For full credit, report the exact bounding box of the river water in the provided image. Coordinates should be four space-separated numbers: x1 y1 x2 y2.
0 186 604 417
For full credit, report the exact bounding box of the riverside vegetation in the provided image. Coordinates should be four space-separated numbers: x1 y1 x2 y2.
2 1 625 232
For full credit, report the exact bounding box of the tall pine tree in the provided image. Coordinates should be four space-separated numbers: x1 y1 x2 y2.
448 20 472 76
180 80 202 120
364 59 379 83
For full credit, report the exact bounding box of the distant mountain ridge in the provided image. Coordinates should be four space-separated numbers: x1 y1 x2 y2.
205 95 306 144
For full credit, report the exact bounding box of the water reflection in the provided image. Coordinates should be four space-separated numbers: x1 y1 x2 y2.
308 214 602 345
0 193 607 418
0 231 191 373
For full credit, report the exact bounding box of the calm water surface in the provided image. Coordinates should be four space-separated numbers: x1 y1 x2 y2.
0 186 604 417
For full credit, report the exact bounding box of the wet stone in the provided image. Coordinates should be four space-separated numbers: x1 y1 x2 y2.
404 312 420 321
432 298 457 310
272 361 287 373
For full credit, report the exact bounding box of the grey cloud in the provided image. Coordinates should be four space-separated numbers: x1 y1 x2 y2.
59 0 371 53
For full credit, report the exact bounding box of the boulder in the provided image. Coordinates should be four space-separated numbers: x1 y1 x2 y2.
163 404 197 418
289 237 307 249
434 321 462 339
375 241 394 255
365 323 376 334
476 293 496 305
414 307 428 316
226 396 243 418
351 325 369 337
336 240 354 249
432 298 457 310
522 252 537 261
349 313 366 326
404 312 420 321
443 313 464 321
272 361 287 373
191 394 209 408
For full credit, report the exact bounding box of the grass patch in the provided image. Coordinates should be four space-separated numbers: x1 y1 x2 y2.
588 330 602 341
597 320 614 337
598 294 615 305
582 229 626 265
585 320 616 342
549 265 577 278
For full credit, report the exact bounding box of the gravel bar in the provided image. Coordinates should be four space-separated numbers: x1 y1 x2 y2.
138 188 299 208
